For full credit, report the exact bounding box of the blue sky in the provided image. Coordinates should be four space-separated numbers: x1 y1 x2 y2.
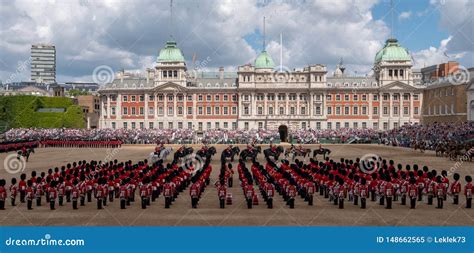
0 0 472 82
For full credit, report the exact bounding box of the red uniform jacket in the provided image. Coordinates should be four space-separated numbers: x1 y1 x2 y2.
0 186 6 201
48 187 57 200
26 187 34 200
218 185 227 199
465 183 473 198
408 184 418 198
359 185 368 198
451 181 461 194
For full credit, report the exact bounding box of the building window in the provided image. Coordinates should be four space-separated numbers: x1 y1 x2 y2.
373 107 378 115
148 107 153 115
198 107 203 115
403 94 409 100
111 107 116 115
123 96 128 102
316 122 321 129
188 107 193 115
232 107 237 115
188 122 192 129
159 122 163 129
336 94 341 101
158 95 163 101
290 107 295 115
158 107 163 115
168 107 173 115
187 95 193 101
373 122 378 129
344 94 350 101
362 122 367 129
336 122 341 129
215 95 220 101
383 122 388 130
344 122 349 128
215 107 220 115
207 107 211 115
139 122 144 129
206 95 211 101
244 122 249 130
258 122 263 129
111 122 116 129
301 107 306 115
393 106 398 115
393 94 399 100
327 107 332 115
168 95 174 101
336 107 341 115
223 95 228 101
353 106 358 115
215 122 220 129
362 94 367 101
413 94 419 100
131 96 136 102
198 95 203 101
223 122 228 128
139 95 144 102
232 95 237 101
207 122 211 129
373 94 378 101
326 94 332 101
123 122 128 129
169 122 173 129
353 94 358 101
178 95 183 101
149 122 154 129
404 107 409 115
131 107 136 115
344 107 349 115
257 107 263 115
279 107 284 115
362 106 367 115
131 122 136 129
244 107 249 115
268 107 273 115
139 107 144 115
178 122 183 129
178 107 183 115
315 106 321 115
383 94 389 101
232 122 237 130
302 122 307 129
383 107 388 115
198 122 203 131
327 122 332 129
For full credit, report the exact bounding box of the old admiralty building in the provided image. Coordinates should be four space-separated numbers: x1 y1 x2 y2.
98 38 424 133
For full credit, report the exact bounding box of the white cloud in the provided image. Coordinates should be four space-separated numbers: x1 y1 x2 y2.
412 36 465 68
398 11 412 21
0 0 391 82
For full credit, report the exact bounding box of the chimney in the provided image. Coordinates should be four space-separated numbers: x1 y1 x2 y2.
219 67 224 80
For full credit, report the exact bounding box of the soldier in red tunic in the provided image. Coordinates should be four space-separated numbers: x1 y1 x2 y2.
71 179 80 210
190 183 200 208
119 179 129 209
359 178 368 209
435 176 446 209
408 177 418 209
217 179 227 209
48 181 58 210
26 180 34 210
385 176 394 209
0 179 6 210
163 181 173 208
305 181 315 206
265 182 275 209
245 184 255 209
465 176 473 209
450 173 461 205
19 174 27 203
95 178 105 210
140 177 150 209
9 178 18 207
287 184 297 209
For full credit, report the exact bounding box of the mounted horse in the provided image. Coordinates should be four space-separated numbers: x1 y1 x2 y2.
196 146 217 160
240 146 261 161
221 147 240 163
411 140 426 153
149 147 173 163
285 147 311 161
173 147 194 162
312 148 331 159
17 147 34 162
263 146 284 161
435 143 447 157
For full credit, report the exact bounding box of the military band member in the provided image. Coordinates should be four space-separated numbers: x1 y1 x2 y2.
190 182 199 208
163 181 173 208
245 184 255 209
95 179 104 210
287 184 297 209
26 180 34 210
265 182 275 209
58 177 65 206
435 176 446 209
399 173 408 205
385 176 394 209
408 178 418 209
0 179 6 210
9 178 18 207
305 181 315 206
465 176 473 209
217 179 227 209
48 181 58 210
119 180 128 209
140 177 149 209
19 174 27 203
359 178 368 209
71 179 80 210
35 177 43 206
450 173 461 205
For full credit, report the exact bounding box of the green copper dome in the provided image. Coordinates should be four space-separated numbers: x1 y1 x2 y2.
157 40 185 62
254 50 275 69
375 38 411 63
